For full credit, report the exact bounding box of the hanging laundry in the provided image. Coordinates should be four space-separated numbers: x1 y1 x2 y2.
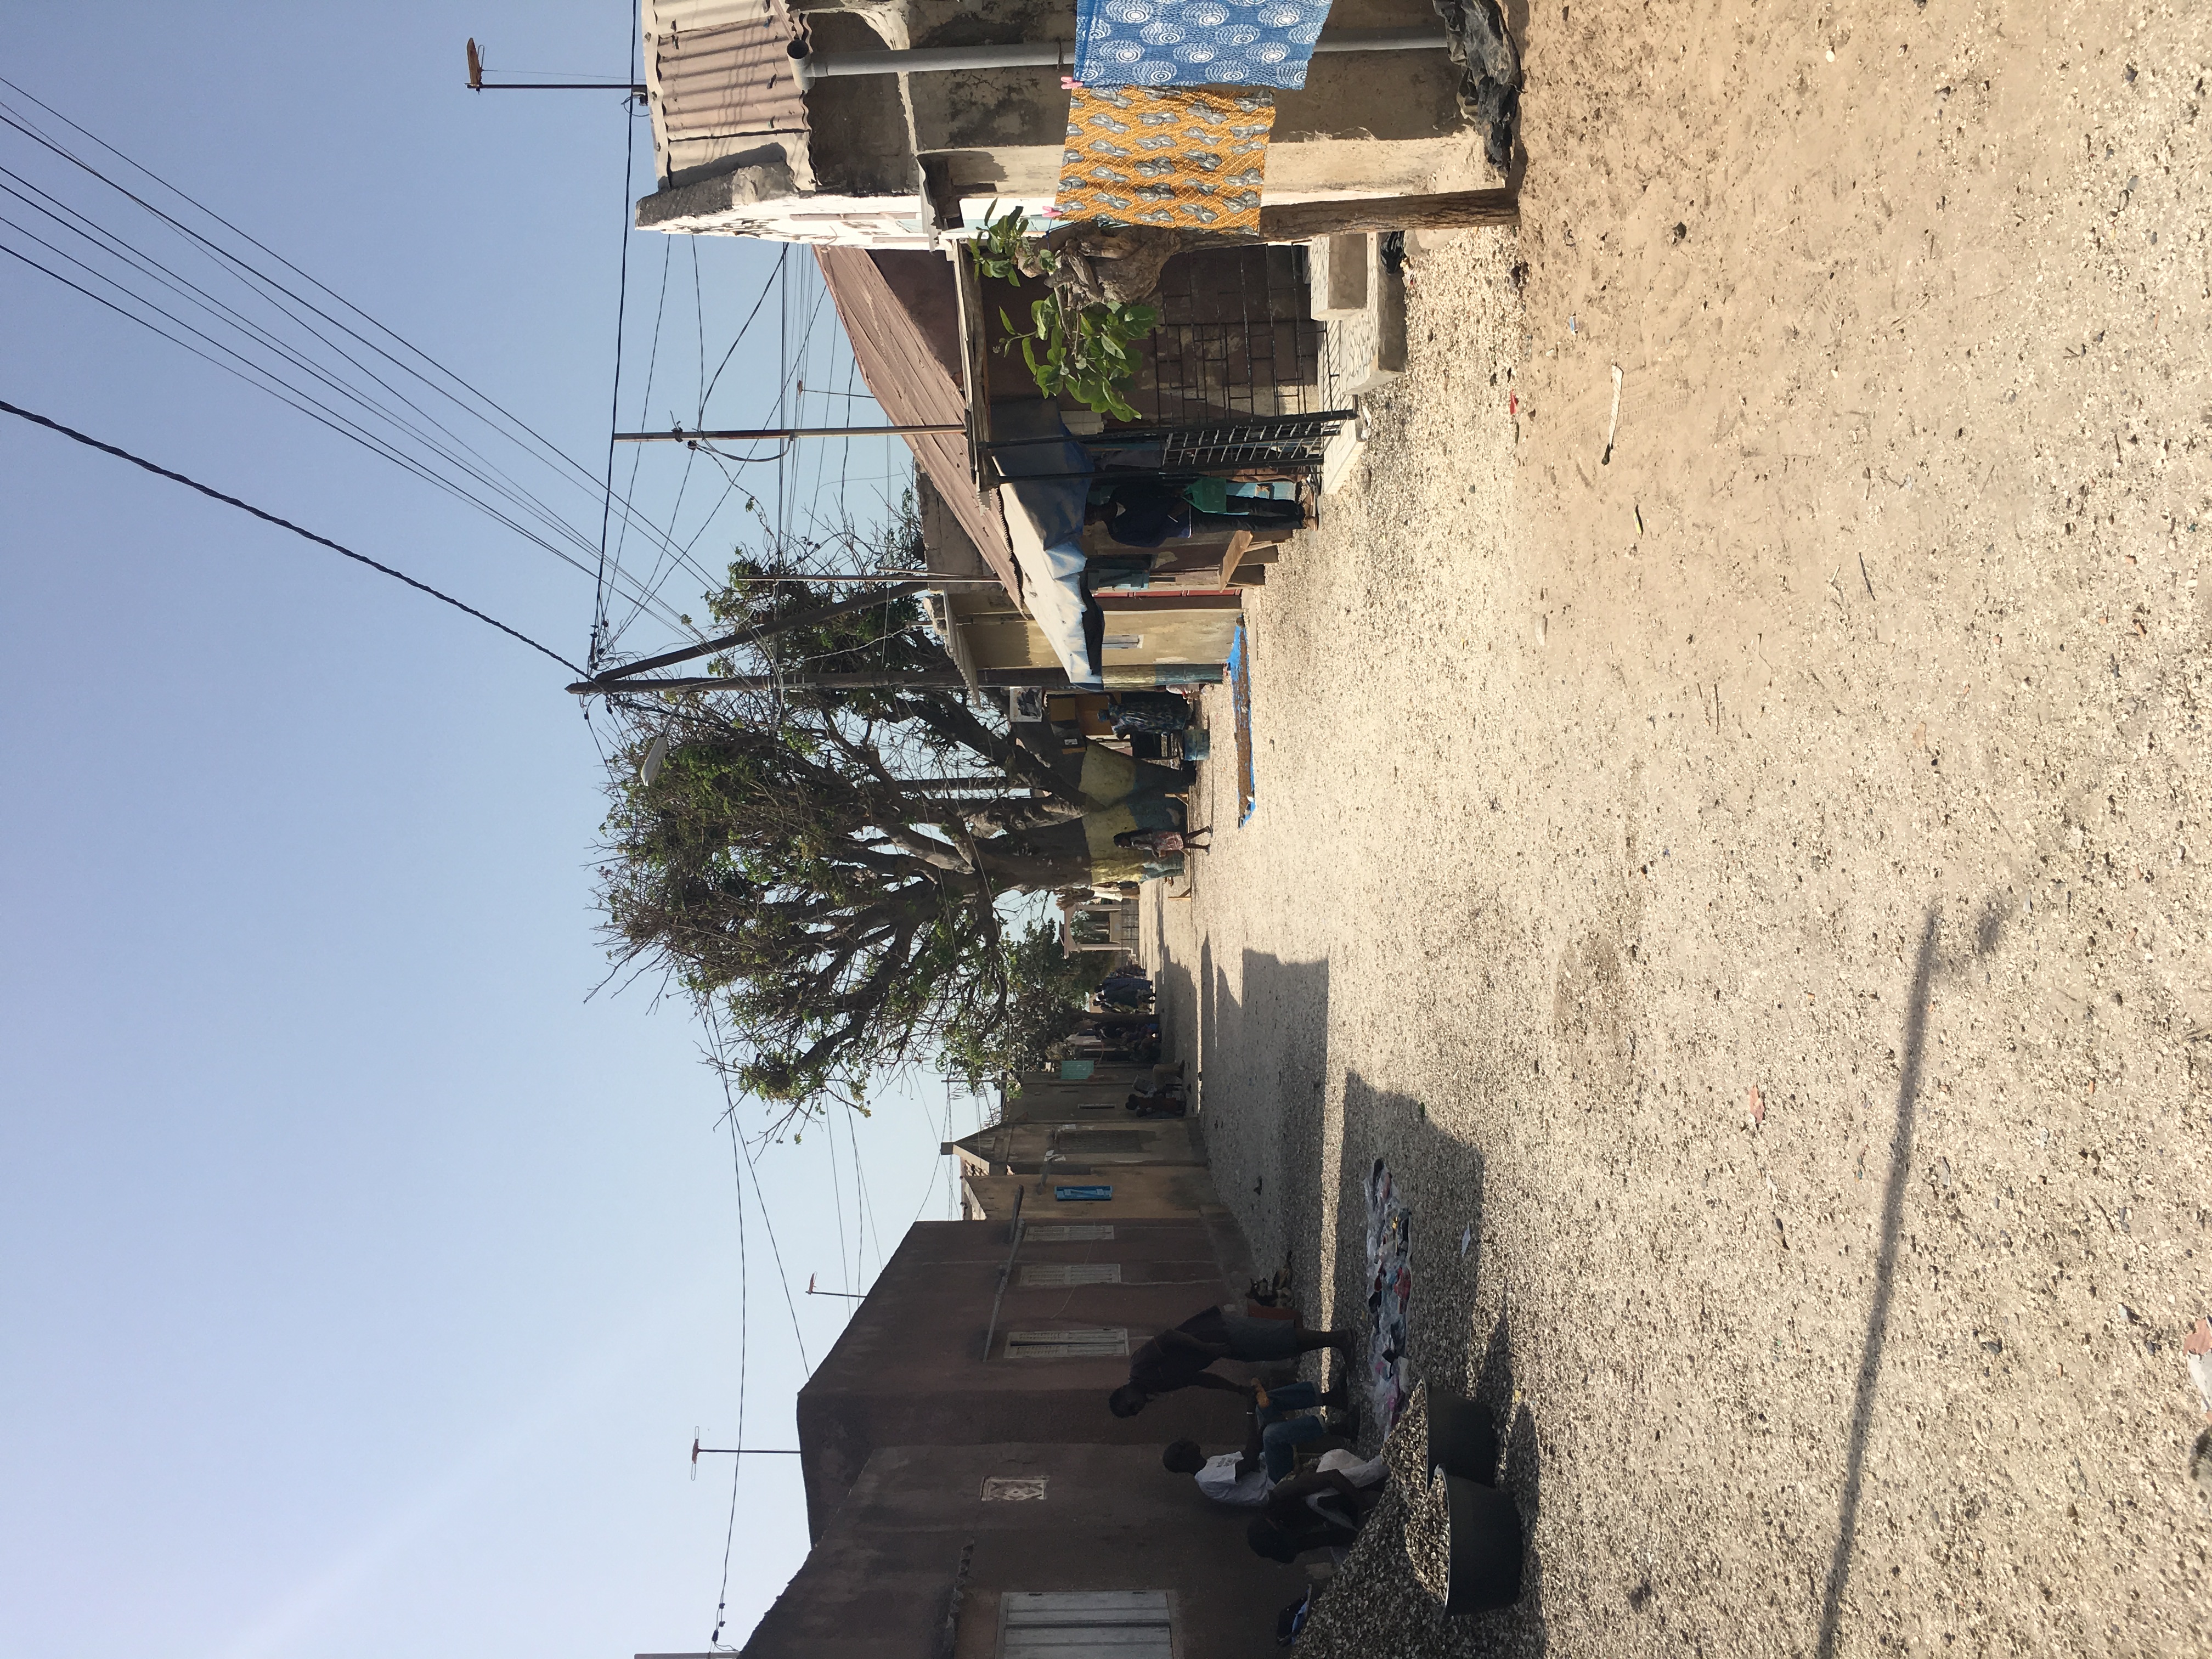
1057 85 1273 232
1072 0 1336 90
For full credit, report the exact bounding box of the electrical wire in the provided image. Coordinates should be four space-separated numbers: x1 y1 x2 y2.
710 1113 752 1650
0 397 583 674
590 8 641 668
0 78 708 641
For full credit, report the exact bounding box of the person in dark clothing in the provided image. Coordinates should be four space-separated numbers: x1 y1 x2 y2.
1244 1467 1385 1562
1107 1306 1355 1418
1161 1378 1355 1501
1124 1092 1187 1119
1095 479 1192 548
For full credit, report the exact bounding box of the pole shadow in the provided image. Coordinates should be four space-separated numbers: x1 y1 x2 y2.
1815 901 2004 1656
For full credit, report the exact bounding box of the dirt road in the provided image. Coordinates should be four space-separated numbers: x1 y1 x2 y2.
1148 3 2211 1653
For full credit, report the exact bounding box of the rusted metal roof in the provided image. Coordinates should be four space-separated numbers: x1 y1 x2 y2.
814 246 1021 604
643 0 808 182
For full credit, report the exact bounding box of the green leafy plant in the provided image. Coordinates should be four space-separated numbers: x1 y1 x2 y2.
969 205 1160 420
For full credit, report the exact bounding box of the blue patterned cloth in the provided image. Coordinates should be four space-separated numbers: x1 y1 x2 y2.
1072 0 1336 90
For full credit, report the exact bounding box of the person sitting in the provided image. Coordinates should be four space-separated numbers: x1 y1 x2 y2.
1125 1059 1187 1117
1161 1380 1355 1505
1244 1466 1387 1563
1108 1306 1356 1418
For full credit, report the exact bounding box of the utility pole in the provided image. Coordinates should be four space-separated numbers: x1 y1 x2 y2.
577 669 970 696
615 423 966 443
571 580 929 695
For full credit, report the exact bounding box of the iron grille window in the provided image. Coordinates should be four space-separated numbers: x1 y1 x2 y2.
1001 1591 1172 1659
1026 1224 1116 1242
1003 1327 1128 1359
1019 1263 1122 1287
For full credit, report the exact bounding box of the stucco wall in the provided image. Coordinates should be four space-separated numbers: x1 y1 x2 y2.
741 1442 1294 1659
796 1218 1254 1537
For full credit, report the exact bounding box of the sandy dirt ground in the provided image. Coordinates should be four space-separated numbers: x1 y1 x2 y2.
1145 3 2212 1654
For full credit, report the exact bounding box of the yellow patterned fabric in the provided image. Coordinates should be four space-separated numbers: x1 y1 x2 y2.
1056 86 1273 232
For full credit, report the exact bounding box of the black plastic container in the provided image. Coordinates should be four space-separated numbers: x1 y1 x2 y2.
1427 1394 1502 1487
1441 1470 1525 1615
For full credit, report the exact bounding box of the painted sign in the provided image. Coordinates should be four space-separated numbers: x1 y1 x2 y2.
1054 1185 1114 1203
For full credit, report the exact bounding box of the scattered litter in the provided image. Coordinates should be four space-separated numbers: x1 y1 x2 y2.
1749 1085 1765 1126
1634 504 1645 535
1602 363 1623 465
1460 1225 1474 1258
2186 1318 2212 1417
1569 314 1578 334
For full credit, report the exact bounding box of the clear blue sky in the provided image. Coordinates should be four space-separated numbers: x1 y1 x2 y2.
0 6 975 1656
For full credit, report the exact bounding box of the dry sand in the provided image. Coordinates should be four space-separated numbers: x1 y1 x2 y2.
1147 3 2212 1653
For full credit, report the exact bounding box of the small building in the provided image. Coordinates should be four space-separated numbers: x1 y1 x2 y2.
792 1212 1254 1534
631 0 1470 693
951 1066 1214 1223
635 0 1487 249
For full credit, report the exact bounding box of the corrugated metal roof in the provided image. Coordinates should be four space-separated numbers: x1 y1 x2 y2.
814 246 1021 604
643 0 808 182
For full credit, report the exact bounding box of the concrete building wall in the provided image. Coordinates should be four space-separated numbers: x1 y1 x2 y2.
961 1165 1221 1223
956 1115 1208 1174
741 1442 1290 1659
796 1218 1254 1537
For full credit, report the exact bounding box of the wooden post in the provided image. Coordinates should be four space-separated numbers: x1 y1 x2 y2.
1252 190 1519 241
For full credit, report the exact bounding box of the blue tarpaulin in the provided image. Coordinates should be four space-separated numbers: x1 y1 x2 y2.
1072 0 1336 91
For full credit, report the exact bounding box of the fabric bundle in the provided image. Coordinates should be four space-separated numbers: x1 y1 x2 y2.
1057 84 1274 232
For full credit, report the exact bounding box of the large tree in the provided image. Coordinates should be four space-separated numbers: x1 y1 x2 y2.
594 557 1175 1121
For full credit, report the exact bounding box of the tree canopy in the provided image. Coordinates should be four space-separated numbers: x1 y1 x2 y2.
594 551 1169 1123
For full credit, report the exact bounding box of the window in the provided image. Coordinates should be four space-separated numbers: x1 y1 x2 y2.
1020 1263 1122 1287
981 1476 1048 1502
1026 1224 1115 1242
1001 1592 1172 1659
1003 1327 1128 1359
1058 1131 1147 1153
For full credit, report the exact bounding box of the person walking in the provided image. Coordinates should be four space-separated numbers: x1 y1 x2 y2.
1108 1306 1355 1418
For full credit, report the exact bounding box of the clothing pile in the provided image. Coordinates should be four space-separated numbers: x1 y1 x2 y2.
1362 1158 1414 1433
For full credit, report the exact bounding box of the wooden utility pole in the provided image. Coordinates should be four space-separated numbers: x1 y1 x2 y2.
614 423 966 443
573 580 928 694
576 669 972 696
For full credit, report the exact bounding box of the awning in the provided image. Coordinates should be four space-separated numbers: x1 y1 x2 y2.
991 403 1101 689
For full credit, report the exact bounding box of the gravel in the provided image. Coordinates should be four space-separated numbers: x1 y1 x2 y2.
1142 5 2212 1649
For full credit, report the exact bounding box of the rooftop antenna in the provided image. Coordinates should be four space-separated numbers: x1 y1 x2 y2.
465 38 646 94
690 1427 803 1480
805 1272 865 1299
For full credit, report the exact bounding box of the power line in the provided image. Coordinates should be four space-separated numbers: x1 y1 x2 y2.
0 397 583 674
590 10 641 670
711 1113 752 1650
0 78 708 640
